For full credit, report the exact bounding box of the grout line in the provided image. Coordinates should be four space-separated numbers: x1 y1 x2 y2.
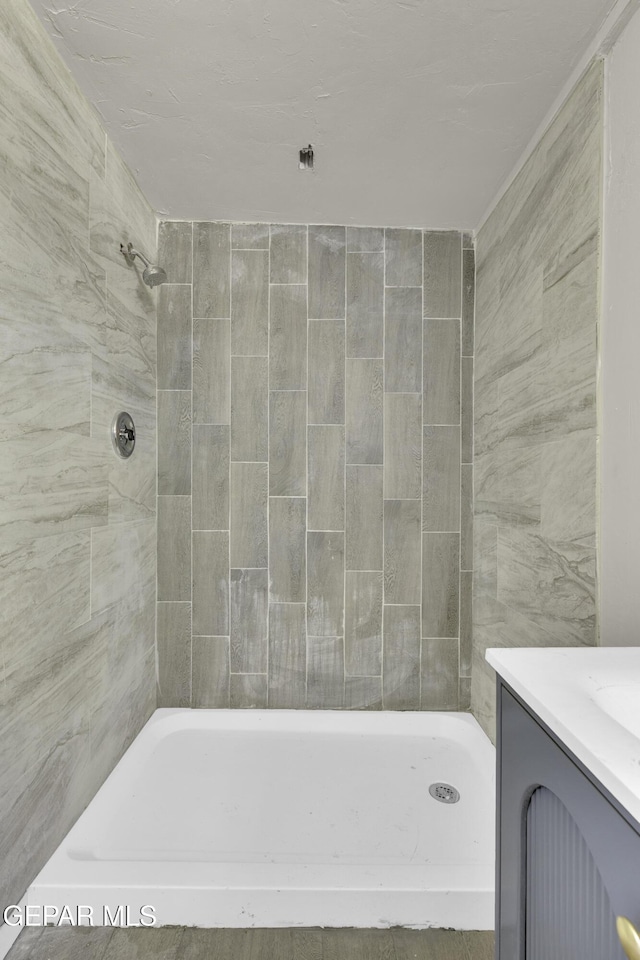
419 228 424 709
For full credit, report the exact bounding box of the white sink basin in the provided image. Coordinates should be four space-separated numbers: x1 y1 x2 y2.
591 682 640 740
486 647 640 826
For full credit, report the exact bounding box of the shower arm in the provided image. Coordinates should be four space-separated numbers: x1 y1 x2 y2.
120 242 150 268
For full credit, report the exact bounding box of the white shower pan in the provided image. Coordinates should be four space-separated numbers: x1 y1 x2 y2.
28 709 495 930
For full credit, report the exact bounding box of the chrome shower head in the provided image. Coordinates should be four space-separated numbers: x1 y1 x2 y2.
142 263 167 288
120 242 167 288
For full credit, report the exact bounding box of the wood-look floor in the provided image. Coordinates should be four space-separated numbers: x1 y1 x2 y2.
8 926 494 959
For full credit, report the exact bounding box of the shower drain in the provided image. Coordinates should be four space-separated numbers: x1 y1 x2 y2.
429 782 460 804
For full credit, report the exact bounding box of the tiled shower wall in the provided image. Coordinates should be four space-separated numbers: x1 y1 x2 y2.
0 0 156 912
157 222 474 710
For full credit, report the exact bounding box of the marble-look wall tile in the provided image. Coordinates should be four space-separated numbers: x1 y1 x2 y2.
192 424 229 531
157 602 191 707
269 497 306 602
193 319 230 425
423 231 462 318
308 225 346 319
230 568 268 673
230 356 268 462
383 605 420 710
345 571 383 677
268 603 306 708
472 61 601 738
307 532 345 637
231 249 269 355
385 229 422 287
270 224 307 284
158 221 192 284
346 359 383 464
346 252 384 357
308 425 345 531
157 390 191 496
193 222 230 319
269 284 307 390
308 320 345 424
0 0 157 911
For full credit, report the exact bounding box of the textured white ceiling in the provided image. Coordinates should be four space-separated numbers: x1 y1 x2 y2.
34 0 616 227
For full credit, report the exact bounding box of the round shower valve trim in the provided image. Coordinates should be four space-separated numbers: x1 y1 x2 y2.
112 411 136 458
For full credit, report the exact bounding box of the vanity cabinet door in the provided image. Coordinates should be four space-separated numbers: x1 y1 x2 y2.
497 683 640 960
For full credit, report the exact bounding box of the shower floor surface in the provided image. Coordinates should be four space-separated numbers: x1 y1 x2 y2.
28 708 495 930
7 925 495 960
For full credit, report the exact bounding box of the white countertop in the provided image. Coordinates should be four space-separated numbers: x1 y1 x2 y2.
486 647 640 825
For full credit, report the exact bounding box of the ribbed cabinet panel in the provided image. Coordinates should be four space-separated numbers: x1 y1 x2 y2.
157 223 474 709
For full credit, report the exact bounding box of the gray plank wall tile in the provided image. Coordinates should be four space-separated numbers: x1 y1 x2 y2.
346 464 383 570
307 532 345 637
345 571 383 676
308 320 345 424
423 426 461 531
385 229 422 287
193 222 230 319
268 603 306 708
346 359 383 463
308 425 345 531
192 637 230 708
383 605 420 710
192 531 229 636
423 230 462 318
421 637 459 710
157 602 191 707
424 319 460 424
269 390 306 496
158 221 192 284
384 500 421 604
385 287 422 393
230 462 268 567
270 224 307 283
232 222 270 249
308 225 346 319
230 356 268 462
269 284 307 390
157 497 191 601
192 424 229 531
193 319 230 425
307 637 345 709
157 218 474 711
346 252 384 358
230 568 268 673
269 497 306 602
231 248 269 355
158 285 191 389
347 226 384 251
230 673 268 708
158 390 191 496
384 394 421 499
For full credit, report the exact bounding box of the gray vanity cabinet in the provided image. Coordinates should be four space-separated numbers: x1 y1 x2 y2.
497 681 640 960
